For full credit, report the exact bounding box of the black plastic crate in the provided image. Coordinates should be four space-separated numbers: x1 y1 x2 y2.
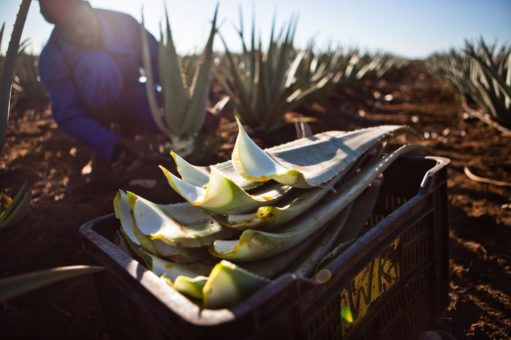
80 155 449 340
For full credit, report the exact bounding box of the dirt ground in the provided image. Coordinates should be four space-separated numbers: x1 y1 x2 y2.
0 61 510 339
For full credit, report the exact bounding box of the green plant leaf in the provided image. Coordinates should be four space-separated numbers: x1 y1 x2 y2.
173 275 208 299
0 0 31 152
139 250 210 281
0 180 30 230
233 118 411 188
160 165 291 214
0 266 103 302
128 191 236 247
211 144 427 261
202 260 269 309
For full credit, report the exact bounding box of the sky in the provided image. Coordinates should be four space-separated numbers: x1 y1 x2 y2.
1 0 510 58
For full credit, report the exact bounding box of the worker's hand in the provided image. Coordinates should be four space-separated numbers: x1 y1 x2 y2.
114 138 160 162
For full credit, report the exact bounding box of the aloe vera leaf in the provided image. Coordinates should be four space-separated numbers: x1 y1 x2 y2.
233 118 411 188
187 130 351 191
292 204 353 277
128 191 236 247
115 191 207 262
183 4 218 134
0 265 103 302
0 0 31 152
0 180 30 230
114 190 158 254
114 190 141 245
312 180 382 272
232 116 304 186
221 164 354 229
211 144 426 261
171 151 210 186
0 187 30 230
0 181 28 222
173 275 208 299
140 16 169 139
238 206 351 279
160 165 291 214
336 179 381 242
203 260 269 309
138 249 211 280
172 150 259 190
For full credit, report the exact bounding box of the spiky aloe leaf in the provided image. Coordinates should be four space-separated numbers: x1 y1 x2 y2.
221 172 346 229
334 178 381 242
293 180 381 277
139 250 210 281
0 0 31 152
171 150 258 190
237 205 352 279
233 117 411 188
160 165 291 214
171 151 209 186
173 275 208 299
0 180 30 230
211 144 426 261
291 202 353 277
128 191 235 247
203 260 269 309
0 266 102 302
114 190 157 254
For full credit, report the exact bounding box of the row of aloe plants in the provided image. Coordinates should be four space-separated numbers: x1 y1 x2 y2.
141 7 404 157
426 39 511 133
0 0 100 302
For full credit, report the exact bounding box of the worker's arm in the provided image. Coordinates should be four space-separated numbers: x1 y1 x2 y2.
39 48 120 162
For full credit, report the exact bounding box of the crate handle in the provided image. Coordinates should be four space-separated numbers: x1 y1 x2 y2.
419 156 450 194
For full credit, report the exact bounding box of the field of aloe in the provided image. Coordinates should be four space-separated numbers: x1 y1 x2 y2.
1 1 510 339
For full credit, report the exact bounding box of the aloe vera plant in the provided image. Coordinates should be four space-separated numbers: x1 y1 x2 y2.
0 0 32 230
114 118 426 309
12 51 48 112
426 39 511 131
141 5 219 156
216 11 335 132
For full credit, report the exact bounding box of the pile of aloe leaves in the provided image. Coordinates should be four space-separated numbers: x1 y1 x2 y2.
114 118 424 309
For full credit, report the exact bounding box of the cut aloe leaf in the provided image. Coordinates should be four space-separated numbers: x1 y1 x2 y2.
171 150 258 190
292 203 353 277
335 178 381 242
222 175 343 230
114 190 157 254
173 275 208 299
114 191 141 246
139 250 210 281
211 144 426 261
171 151 210 187
128 192 236 247
238 205 351 278
115 191 211 261
203 260 269 309
160 165 291 214
233 117 411 188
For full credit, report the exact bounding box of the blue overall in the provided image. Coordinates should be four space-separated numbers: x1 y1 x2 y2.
39 9 160 162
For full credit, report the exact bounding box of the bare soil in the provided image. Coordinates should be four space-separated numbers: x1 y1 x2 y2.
0 61 510 339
